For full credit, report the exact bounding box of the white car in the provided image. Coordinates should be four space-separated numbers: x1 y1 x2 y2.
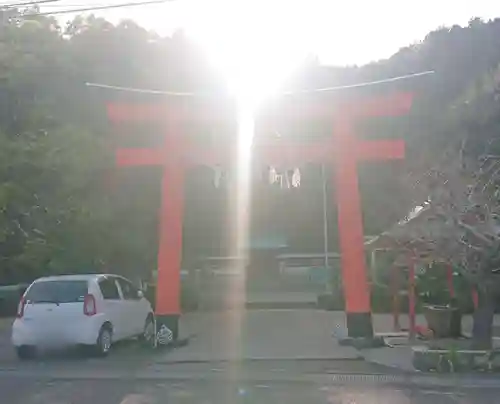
12 274 155 359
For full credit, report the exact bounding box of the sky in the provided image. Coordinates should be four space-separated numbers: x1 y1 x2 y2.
41 0 500 66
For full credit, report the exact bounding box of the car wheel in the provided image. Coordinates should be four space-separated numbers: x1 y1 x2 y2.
95 325 112 357
16 345 36 360
139 314 156 349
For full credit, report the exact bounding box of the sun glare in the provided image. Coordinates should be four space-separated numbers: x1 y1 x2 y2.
181 0 312 107
179 0 317 365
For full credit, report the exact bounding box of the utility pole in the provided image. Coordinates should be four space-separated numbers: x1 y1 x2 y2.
321 164 329 272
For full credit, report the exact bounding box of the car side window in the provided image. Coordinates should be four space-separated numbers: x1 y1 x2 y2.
99 278 120 300
117 278 137 300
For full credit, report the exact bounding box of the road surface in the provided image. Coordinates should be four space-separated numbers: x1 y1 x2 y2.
1 375 498 403
1 312 500 403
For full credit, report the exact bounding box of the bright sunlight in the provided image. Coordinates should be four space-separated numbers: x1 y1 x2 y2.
180 0 317 363
181 0 314 106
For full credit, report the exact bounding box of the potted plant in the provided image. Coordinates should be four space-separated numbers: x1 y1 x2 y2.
416 264 460 338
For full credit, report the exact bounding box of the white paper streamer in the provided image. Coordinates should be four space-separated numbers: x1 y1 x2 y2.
213 166 302 188
269 167 278 185
292 168 301 188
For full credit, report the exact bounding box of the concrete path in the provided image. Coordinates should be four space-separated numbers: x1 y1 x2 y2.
245 292 318 305
163 311 500 365
167 312 448 363
163 310 360 362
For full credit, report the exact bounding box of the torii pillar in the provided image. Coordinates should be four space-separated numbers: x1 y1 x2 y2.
107 91 413 342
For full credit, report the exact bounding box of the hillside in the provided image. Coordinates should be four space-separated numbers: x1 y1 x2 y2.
0 9 500 281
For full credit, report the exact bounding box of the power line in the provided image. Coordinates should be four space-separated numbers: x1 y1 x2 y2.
85 70 435 97
282 70 435 94
86 81 200 96
16 2 114 8
23 3 93 7
0 0 60 8
18 0 173 16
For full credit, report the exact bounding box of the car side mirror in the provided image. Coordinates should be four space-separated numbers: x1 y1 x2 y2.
137 290 144 299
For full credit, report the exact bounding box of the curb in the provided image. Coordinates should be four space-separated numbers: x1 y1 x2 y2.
356 345 417 373
338 336 385 349
0 368 499 388
359 353 417 373
153 356 364 364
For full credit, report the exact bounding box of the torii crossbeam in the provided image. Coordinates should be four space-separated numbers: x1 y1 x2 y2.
107 91 413 341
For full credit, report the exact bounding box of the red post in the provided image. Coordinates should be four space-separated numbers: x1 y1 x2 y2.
391 265 401 332
108 92 414 342
472 288 479 309
408 253 416 339
333 117 373 338
155 136 185 339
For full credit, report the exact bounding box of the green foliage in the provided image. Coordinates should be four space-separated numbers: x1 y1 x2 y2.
416 264 451 306
1 12 500 284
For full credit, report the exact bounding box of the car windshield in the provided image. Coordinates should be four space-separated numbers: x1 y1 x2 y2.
25 281 88 304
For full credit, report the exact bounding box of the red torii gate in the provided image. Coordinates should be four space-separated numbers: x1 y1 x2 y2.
107 91 413 341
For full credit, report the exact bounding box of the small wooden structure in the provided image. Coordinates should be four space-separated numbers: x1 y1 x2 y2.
366 206 477 339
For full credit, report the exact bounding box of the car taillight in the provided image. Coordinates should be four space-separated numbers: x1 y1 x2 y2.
16 297 26 318
83 294 97 316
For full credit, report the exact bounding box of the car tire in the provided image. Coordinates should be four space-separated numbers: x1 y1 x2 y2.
16 345 36 360
139 314 156 349
94 325 113 357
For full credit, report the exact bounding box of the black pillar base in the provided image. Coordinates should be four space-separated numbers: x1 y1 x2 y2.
155 314 179 345
337 312 385 349
346 312 374 338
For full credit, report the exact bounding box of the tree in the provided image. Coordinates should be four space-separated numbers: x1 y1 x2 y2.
371 65 500 348
4 8 500 295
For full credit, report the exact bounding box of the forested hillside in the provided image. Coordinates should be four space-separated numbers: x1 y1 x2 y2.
1 6 500 283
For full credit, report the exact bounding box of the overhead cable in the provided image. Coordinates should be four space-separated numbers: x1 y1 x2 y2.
0 0 60 8
85 70 435 97
282 70 434 94
19 0 173 16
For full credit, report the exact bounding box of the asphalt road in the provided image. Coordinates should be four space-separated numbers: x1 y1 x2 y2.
0 335 499 404
1 315 499 403
1 376 498 404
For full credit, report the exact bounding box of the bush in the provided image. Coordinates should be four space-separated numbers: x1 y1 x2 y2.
0 284 28 317
317 292 344 310
143 283 199 312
